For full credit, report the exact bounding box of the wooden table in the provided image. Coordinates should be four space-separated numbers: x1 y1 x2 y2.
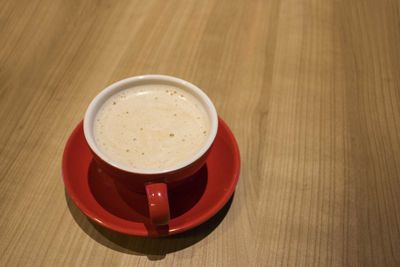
1 0 400 266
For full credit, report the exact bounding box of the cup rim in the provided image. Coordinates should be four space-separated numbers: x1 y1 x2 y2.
83 74 218 175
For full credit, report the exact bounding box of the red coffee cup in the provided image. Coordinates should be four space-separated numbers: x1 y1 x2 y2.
83 75 218 225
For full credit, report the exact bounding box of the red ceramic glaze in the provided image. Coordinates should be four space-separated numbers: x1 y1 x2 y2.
145 183 170 225
90 144 212 186
62 117 240 236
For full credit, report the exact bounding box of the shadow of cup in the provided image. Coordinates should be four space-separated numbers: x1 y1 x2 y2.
65 191 234 260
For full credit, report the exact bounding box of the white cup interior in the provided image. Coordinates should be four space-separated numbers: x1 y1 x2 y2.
83 75 218 174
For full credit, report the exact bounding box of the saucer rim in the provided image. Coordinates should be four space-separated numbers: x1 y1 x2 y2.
62 117 240 236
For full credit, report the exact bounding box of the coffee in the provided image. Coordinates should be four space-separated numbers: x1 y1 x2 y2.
93 84 210 171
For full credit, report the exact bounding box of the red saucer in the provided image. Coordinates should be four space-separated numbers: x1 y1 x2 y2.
62 118 240 237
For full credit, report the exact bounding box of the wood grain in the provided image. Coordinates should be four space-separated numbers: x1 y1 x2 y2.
1 0 400 266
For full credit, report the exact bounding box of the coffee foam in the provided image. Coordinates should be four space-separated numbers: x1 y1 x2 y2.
93 84 210 171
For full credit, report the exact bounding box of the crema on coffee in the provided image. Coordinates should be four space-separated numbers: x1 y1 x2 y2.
93 84 210 171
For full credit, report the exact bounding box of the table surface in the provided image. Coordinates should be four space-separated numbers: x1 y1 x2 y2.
1 0 400 266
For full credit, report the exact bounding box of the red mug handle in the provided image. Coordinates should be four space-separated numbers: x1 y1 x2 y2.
145 182 170 225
